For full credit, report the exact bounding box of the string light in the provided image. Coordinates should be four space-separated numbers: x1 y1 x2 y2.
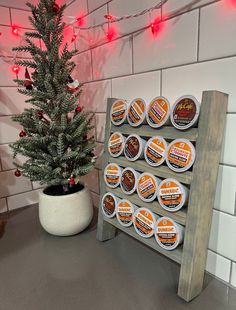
71 33 77 42
12 64 20 74
12 26 20 36
104 14 113 21
106 28 116 41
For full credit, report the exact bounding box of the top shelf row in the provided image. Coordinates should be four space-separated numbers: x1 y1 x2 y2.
111 96 200 131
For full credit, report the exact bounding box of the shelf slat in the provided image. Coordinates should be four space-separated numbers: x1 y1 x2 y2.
111 124 198 141
109 156 193 185
103 216 183 264
106 186 187 226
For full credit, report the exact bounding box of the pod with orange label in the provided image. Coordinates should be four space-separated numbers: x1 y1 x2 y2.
101 192 120 218
166 139 195 173
170 95 200 130
120 167 140 195
127 98 146 127
104 163 122 189
124 134 146 161
108 132 125 158
137 172 160 202
158 178 189 212
146 96 170 128
144 136 168 167
154 216 184 250
116 199 135 227
110 99 128 126
133 208 157 238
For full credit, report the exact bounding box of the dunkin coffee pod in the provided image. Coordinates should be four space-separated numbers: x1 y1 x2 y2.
166 139 195 173
137 172 160 202
127 98 146 127
158 178 189 212
101 192 119 218
146 96 170 128
133 208 157 238
120 167 140 195
110 99 128 126
104 163 122 189
171 95 200 130
154 217 184 250
124 134 146 161
116 199 135 227
108 132 125 157
144 136 168 167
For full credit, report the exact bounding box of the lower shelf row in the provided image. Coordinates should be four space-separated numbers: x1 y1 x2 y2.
101 192 185 251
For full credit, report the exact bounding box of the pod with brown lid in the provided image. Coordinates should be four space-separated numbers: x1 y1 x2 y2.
127 98 146 127
110 99 128 126
146 96 170 128
133 207 157 238
124 134 146 161
120 167 140 195
144 136 168 167
104 163 122 189
108 132 125 158
101 192 120 218
170 95 200 130
166 139 196 173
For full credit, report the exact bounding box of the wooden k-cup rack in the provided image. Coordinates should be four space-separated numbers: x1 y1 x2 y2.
97 91 228 302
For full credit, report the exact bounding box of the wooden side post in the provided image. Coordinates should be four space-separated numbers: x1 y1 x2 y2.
96 98 117 241
178 91 228 301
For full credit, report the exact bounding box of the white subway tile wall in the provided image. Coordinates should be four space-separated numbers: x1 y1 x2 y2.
0 0 236 288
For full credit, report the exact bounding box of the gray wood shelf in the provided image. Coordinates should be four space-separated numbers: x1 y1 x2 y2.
97 91 228 302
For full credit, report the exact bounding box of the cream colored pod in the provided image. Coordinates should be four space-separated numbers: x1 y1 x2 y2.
104 163 122 189
146 96 170 128
127 98 146 127
120 167 140 195
133 207 157 238
144 136 168 167
116 199 135 227
166 139 196 173
110 99 128 126
101 192 120 218
154 217 184 250
170 95 200 130
124 134 146 161
158 178 189 212
108 132 125 158
137 172 160 202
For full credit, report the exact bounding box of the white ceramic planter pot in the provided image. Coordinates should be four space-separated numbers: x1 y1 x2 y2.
39 184 93 236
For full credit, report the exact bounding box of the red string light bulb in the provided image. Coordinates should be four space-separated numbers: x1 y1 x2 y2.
71 34 77 43
106 28 116 41
12 26 20 36
104 14 113 21
12 64 20 74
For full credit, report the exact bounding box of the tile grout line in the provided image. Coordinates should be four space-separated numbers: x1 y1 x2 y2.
229 262 233 285
196 8 201 62
160 69 163 96
208 248 236 264
131 34 134 74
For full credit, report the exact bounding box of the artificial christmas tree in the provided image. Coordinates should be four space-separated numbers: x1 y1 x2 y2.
10 0 95 235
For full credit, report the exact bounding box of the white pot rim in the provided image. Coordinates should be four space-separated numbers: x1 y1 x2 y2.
39 182 88 198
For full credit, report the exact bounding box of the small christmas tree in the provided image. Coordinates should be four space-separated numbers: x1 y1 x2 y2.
10 0 96 194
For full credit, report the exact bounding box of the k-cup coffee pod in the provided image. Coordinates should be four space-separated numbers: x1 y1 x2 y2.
108 132 125 157
166 139 196 173
144 136 168 167
120 167 140 195
158 178 189 212
133 207 157 238
154 217 184 250
171 95 200 130
104 163 122 189
110 99 128 126
124 134 146 161
146 96 170 128
127 98 146 127
116 199 135 227
137 172 160 202
101 192 120 218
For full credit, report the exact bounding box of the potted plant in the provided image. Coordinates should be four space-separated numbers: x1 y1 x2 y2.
10 0 96 236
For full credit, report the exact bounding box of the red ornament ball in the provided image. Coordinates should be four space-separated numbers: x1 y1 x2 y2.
69 177 75 185
14 169 21 177
75 106 82 113
52 2 60 13
19 130 26 137
37 111 44 119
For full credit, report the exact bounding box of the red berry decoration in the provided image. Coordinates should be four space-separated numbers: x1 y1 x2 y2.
14 169 21 177
37 111 44 119
69 177 75 185
52 2 60 13
75 106 82 113
19 130 26 137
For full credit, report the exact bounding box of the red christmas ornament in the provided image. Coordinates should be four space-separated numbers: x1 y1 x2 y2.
75 106 82 113
19 130 26 137
24 68 33 90
12 64 20 74
71 34 77 43
52 2 60 13
37 111 44 119
69 177 75 185
14 169 21 177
